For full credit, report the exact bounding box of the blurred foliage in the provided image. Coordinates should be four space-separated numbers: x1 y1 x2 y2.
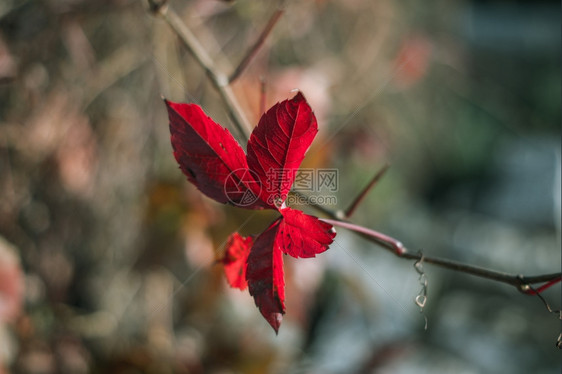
0 0 559 373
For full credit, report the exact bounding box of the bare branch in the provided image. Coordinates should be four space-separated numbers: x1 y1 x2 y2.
322 218 405 255
148 1 252 141
229 9 284 84
318 212 561 294
344 163 390 218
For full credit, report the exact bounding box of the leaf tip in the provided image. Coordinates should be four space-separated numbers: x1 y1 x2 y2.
162 96 174 110
163 97 174 112
290 90 306 103
267 312 283 334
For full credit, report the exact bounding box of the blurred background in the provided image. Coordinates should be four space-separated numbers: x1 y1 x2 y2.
0 0 560 373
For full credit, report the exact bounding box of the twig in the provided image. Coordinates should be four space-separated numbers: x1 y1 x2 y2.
311 162 561 294
229 8 284 84
322 218 405 255
296 188 559 294
320 216 561 293
148 0 252 140
344 164 390 218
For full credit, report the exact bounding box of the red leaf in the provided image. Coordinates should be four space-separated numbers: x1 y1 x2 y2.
279 208 335 258
166 94 338 334
166 100 272 209
222 233 253 290
247 92 318 207
245 210 334 332
246 218 285 333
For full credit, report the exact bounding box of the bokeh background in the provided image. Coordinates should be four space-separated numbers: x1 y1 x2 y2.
0 0 560 373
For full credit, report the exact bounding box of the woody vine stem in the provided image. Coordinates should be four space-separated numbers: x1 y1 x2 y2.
146 0 561 342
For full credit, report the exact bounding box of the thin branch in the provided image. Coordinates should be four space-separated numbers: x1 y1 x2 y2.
322 218 406 255
148 1 251 141
229 8 284 83
344 163 390 218
319 215 561 294
290 190 558 294
301 165 561 294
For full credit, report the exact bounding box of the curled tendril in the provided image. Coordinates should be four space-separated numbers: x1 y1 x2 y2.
414 251 428 330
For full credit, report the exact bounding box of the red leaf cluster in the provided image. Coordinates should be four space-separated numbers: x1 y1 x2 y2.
166 92 336 333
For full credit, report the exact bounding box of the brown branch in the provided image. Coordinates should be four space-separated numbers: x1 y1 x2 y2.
318 211 561 294
344 163 390 218
294 167 560 295
294 171 561 294
229 8 284 84
148 0 252 141
148 1 283 140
